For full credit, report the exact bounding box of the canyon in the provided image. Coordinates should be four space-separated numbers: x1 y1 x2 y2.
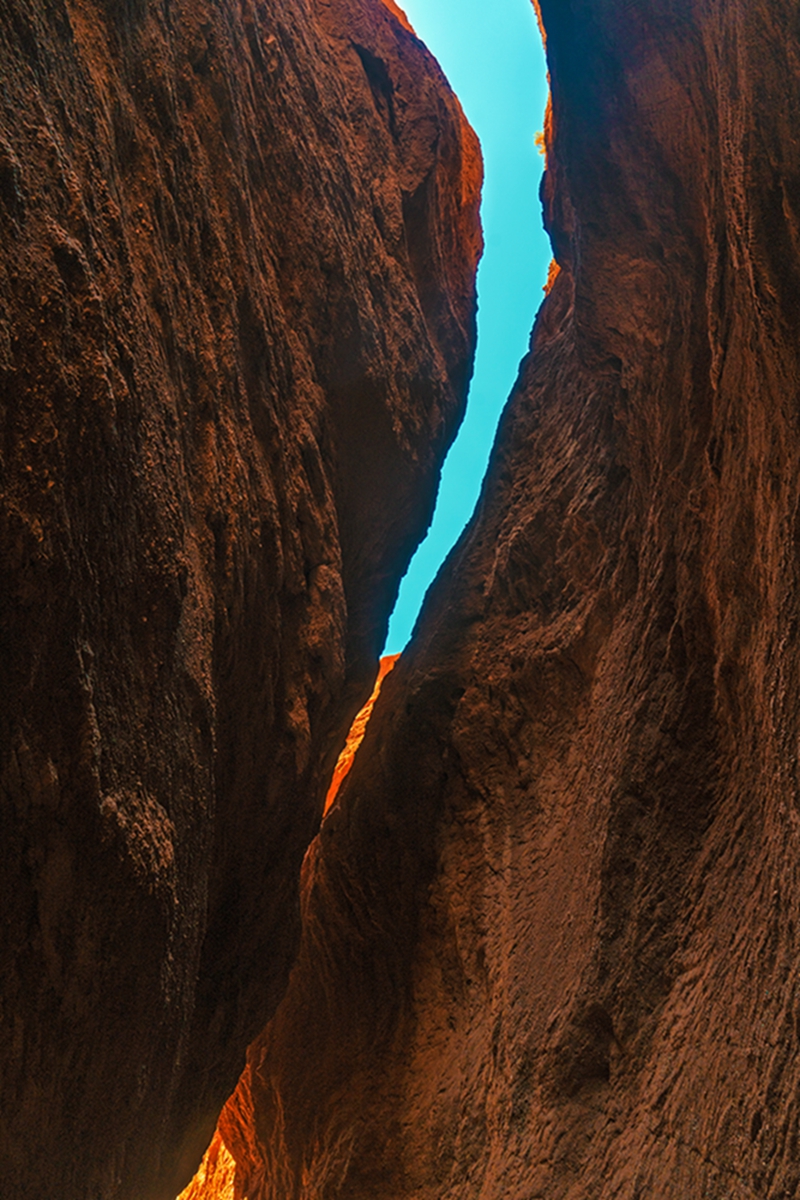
0 0 479 1195
183 1 800 1197
3 0 800 1198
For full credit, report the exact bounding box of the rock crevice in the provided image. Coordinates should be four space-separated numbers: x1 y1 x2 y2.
189 1 800 1198
0 0 480 1195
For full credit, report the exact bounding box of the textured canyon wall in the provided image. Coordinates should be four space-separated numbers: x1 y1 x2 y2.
200 1 800 1198
0 0 480 1196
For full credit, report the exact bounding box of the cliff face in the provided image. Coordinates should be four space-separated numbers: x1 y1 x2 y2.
0 0 480 1196
201 1 800 1197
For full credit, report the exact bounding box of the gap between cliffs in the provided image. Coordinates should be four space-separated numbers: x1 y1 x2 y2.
174 3 553 1194
383 0 552 651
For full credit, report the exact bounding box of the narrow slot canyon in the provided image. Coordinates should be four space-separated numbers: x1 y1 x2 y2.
384 0 550 653
177 3 551 1189
4 0 800 1198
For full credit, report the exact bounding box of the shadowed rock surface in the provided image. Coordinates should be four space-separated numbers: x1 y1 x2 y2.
0 0 480 1195
191 1 800 1197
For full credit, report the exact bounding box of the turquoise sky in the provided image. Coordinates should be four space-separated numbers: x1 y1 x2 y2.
384 0 551 653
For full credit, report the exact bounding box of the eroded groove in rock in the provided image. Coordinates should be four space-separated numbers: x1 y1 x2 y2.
0 0 481 1195
203 1 800 1198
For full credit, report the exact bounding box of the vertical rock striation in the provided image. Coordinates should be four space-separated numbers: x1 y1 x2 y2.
209 1 800 1198
0 0 480 1195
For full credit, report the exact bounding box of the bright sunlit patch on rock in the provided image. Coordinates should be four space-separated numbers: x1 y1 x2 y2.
176 1131 235 1200
379 0 415 34
324 654 401 815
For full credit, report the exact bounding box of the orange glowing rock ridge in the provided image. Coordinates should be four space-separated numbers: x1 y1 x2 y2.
530 0 546 46
176 1133 235 1200
544 256 561 294
324 654 400 815
379 0 415 35
532 0 556 292
176 654 400 1200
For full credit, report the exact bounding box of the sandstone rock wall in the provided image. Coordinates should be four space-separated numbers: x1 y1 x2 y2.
205 1 800 1197
0 0 480 1195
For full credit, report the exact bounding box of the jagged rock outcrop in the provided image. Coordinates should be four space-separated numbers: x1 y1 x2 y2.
0 0 480 1195
196 1 800 1197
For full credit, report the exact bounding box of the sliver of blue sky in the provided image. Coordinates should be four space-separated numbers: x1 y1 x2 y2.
383 0 551 653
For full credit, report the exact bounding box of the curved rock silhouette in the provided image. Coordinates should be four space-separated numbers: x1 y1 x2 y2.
192 1 800 1197
0 0 480 1195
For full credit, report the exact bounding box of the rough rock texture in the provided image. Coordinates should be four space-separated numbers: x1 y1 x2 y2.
195 1 800 1198
0 0 481 1194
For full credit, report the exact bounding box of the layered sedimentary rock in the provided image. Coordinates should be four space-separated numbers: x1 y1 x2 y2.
199 1 800 1197
0 0 480 1195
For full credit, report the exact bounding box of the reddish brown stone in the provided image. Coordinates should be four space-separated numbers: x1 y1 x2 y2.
378 0 415 37
0 0 480 1195
199 2 800 1198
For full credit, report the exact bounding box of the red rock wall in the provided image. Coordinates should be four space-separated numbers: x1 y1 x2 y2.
201 1 800 1197
0 0 480 1195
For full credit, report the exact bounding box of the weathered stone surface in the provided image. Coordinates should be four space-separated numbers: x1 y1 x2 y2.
0 0 480 1195
202 1 800 1197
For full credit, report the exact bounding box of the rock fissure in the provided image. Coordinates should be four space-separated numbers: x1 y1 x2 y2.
6 0 800 1197
174 1 800 1198
0 0 479 1195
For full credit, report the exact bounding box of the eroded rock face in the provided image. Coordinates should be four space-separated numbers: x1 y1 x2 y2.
204 1 800 1197
0 0 480 1195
